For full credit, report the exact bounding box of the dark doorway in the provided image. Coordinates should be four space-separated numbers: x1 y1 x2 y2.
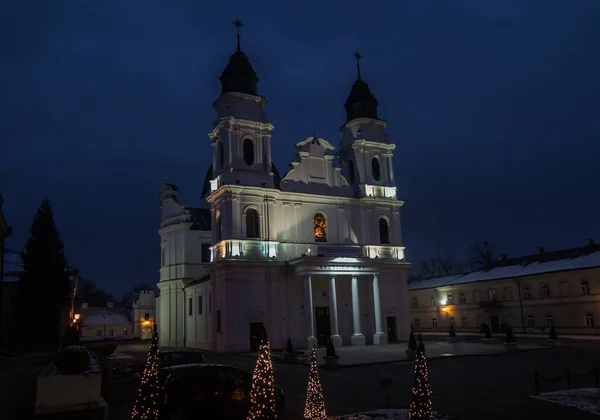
315 307 331 346
386 316 398 342
490 315 500 333
249 322 264 351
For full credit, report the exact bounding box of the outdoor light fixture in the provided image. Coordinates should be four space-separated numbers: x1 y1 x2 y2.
74 314 80 320
440 299 447 306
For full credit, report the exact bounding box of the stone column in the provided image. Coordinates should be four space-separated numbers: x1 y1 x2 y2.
305 276 317 349
329 276 342 347
373 274 387 345
351 276 366 346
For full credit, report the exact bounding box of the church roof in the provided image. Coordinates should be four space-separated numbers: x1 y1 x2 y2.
344 79 379 122
220 50 259 96
408 244 600 290
81 307 132 326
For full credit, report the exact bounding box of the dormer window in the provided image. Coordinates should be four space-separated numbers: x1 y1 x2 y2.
314 213 327 242
243 138 254 166
372 157 381 181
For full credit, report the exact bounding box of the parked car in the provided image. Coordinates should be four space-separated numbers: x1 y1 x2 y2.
158 363 285 420
110 350 207 381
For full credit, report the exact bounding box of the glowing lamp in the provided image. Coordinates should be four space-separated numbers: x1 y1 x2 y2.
440 299 447 306
74 313 80 320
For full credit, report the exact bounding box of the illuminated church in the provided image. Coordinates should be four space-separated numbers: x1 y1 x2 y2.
156 23 411 352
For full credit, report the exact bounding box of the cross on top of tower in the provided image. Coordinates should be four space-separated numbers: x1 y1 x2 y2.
233 18 244 51
353 50 363 81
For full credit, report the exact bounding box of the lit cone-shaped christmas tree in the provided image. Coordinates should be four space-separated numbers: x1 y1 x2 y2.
303 346 327 420
247 327 277 420
408 341 433 420
131 332 161 420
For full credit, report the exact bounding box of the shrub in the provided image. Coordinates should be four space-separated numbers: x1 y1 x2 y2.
449 325 456 339
407 331 418 351
286 337 294 354
325 337 338 358
55 345 91 374
89 343 117 358
549 325 558 341
62 326 80 348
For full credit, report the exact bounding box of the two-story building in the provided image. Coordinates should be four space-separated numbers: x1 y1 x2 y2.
408 241 600 336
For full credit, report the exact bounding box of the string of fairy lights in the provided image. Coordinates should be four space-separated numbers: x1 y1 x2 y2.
247 339 278 420
131 333 161 420
408 343 433 420
126 330 433 420
304 345 328 420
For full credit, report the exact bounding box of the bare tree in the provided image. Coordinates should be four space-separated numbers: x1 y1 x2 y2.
420 254 463 278
468 240 495 269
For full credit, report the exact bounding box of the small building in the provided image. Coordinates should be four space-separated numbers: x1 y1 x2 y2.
131 290 156 339
80 303 135 339
408 241 600 336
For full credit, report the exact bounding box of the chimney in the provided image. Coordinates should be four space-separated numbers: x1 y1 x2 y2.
536 247 545 255
81 302 88 309
498 254 507 261
586 238 594 246
107 302 114 309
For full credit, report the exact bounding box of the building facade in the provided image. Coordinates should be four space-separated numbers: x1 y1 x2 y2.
408 242 600 336
157 34 411 352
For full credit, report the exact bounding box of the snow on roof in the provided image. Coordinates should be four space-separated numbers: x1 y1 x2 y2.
408 274 464 290
408 245 600 291
81 307 132 326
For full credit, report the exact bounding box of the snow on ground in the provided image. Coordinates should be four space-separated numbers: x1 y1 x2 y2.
330 408 453 419
532 388 600 416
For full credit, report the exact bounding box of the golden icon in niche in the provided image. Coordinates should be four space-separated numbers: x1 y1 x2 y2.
314 213 327 242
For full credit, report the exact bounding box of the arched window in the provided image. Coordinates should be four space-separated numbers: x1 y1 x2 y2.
314 213 327 242
348 160 355 184
379 217 390 244
216 214 222 243
219 142 224 168
372 157 381 181
243 138 255 166
246 208 260 238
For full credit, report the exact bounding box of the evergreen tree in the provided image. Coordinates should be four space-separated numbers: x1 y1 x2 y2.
247 336 277 420
303 346 327 420
131 332 161 420
449 325 456 339
15 198 71 349
407 331 418 351
408 341 433 420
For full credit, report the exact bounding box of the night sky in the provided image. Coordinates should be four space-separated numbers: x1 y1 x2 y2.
1 1 599 297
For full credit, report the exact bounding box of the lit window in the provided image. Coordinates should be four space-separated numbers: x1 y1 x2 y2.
243 138 254 165
585 313 594 327
461 317 468 327
446 292 454 304
523 286 531 300
379 218 390 244
527 315 535 327
313 213 327 242
431 318 438 328
372 157 381 181
581 280 590 295
245 208 260 238
546 315 553 326
411 297 418 308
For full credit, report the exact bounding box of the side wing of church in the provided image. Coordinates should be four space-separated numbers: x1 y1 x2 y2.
157 32 411 352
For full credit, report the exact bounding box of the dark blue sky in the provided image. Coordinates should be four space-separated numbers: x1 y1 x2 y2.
1 1 599 296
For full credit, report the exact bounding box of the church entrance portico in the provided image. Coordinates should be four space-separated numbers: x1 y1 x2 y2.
290 256 391 349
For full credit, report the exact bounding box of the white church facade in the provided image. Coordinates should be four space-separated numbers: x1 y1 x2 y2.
156 30 411 352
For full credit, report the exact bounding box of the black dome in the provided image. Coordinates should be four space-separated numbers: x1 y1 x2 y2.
219 50 259 96
344 79 379 122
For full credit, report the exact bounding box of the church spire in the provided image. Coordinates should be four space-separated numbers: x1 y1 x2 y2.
354 50 362 81
233 17 243 52
344 51 379 122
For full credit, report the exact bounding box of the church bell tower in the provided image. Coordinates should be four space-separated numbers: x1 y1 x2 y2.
337 52 397 200
207 19 275 192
